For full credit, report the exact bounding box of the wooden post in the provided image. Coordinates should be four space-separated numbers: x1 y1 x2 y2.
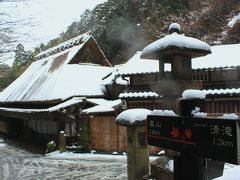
174 98 207 180
59 131 66 153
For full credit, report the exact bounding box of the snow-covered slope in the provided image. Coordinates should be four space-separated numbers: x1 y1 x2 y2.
0 0 106 66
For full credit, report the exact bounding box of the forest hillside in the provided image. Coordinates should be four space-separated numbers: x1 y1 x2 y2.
1 0 240 90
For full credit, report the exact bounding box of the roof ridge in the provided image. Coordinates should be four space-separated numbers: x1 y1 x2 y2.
193 65 240 71
35 32 92 60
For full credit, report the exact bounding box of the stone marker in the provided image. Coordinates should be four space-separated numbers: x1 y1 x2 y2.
59 131 66 153
116 108 151 180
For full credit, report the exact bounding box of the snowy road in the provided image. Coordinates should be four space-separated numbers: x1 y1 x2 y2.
0 138 127 180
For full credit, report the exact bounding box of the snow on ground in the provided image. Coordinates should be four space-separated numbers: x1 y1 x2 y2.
0 138 127 180
214 164 239 180
1 137 240 179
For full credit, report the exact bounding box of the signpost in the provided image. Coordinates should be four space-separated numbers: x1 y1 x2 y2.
147 115 240 164
147 99 240 180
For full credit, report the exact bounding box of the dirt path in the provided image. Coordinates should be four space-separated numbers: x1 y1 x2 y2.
0 138 127 180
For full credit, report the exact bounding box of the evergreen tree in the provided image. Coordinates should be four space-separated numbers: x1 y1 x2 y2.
14 43 33 67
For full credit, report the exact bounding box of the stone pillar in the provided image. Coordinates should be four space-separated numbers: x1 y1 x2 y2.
158 59 165 80
172 55 192 80
59 131 66 153
116 109 151 180
127 126 149 180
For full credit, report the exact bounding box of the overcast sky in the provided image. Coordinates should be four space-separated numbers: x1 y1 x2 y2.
30 0 107 42
0 0 107 65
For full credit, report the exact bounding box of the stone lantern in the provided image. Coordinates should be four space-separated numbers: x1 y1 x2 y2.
140 23 211 111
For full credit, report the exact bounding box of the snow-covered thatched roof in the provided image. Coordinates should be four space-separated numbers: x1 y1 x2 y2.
0 33 112 104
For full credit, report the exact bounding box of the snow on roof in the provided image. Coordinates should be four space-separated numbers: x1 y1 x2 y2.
202 88 240 96
182 89 206 100
119 91 159 99
118 43 240 75
102 64 129 85
0 44 112 103
81 99 121 114
228 13 240 28
35 32 91 60
116 52 159 76
116 108 152 126
85 98 109 105
0 97 84 113
141 33 211 59
192 44 240 69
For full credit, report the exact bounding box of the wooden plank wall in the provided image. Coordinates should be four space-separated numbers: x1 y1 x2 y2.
90 116 160 153
205 99 240 115
90 116 127 152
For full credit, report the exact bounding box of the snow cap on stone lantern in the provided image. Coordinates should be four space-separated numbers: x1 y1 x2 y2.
169 23 181 34
140 23 211 80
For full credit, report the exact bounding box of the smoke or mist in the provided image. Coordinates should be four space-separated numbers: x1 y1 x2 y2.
106 16 148 63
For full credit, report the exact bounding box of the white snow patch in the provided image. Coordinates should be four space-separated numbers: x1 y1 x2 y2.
116 51 160 76
228 14 240 28
81 99 121 114
221 113 239 120
193 112 208 118
191 107 207 118
169 23 180 31
157 150 165 156
165 160 174 172
112 151 118 155
202 88 240 96
150 110 177 116
90 150 96 154
193 44 240 69
0 143 6 148
214 165 240 180
119 91 159 98
182 90 206 100
116 108 152 124
141 33 211 59
46 151 127 161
